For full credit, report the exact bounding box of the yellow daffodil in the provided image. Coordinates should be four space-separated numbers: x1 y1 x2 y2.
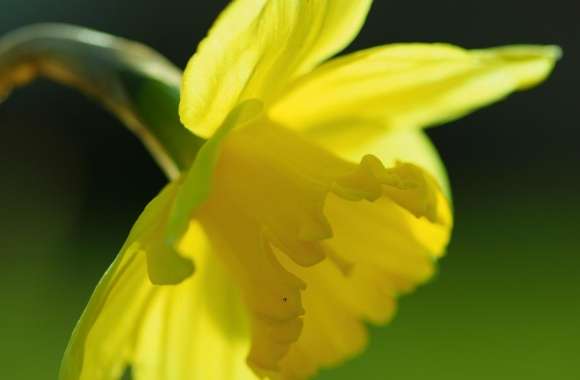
0 2 560 380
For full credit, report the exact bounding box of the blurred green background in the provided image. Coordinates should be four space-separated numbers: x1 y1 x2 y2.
1 1 578 379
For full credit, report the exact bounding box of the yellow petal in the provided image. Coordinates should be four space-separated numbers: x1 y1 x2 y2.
270 43 560 131
179 0 372 138
60 203 257 380
471 45 562 89
133 222 257 380
59 235 152 380
59 183 185 379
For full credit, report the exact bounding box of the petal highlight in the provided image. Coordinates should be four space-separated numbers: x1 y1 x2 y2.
179 0 372 138
59 236 152 380
60 202 256 380
271 43 560 131
59 183 191 379
133 221 256 380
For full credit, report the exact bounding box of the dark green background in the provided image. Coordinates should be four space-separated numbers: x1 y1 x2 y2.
1 1 578 379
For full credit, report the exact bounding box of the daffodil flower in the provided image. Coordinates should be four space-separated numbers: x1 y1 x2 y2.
0 1 559 380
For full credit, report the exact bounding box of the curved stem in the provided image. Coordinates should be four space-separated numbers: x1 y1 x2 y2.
0 23 204 179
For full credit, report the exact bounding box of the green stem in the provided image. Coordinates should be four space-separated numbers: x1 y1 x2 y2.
0 23 204 179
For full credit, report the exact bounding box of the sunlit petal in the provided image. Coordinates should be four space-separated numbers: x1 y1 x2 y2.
271 44 560 132
179 0 372 138
60 192 256 380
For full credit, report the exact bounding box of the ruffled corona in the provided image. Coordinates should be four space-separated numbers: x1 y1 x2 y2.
192 116 451 378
